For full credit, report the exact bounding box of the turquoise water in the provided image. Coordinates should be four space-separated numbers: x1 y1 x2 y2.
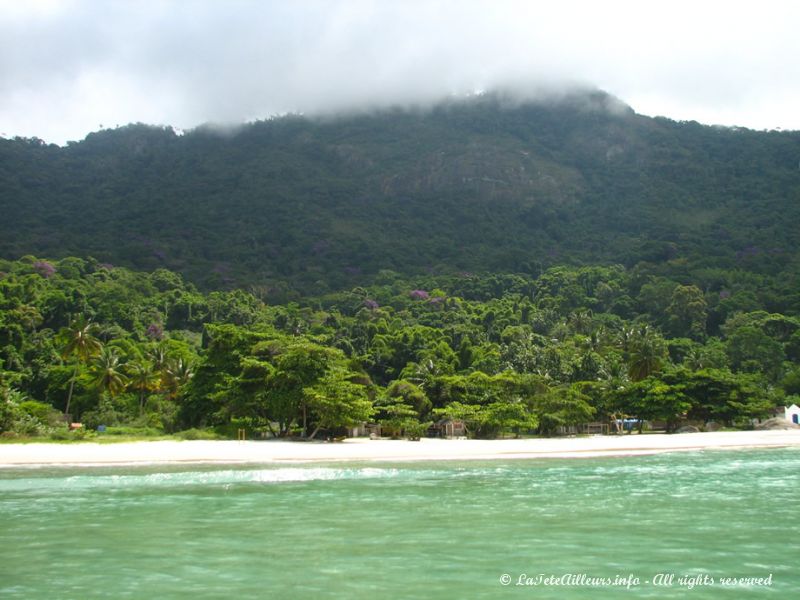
1 449 798 599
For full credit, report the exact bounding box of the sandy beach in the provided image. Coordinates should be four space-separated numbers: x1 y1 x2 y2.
2 430 800 467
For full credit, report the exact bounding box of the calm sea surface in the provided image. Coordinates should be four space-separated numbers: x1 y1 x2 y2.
1 448 798 599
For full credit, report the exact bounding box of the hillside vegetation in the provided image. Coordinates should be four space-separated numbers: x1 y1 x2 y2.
1 257 797 438
2 90 798 298
1 90 799 438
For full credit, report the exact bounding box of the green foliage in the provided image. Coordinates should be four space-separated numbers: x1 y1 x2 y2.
535 385 595 436
101 426 164 437
304 366 373 439
613 377 691 432
0 232 796 438
91 347 128 396
81 395 126 429
7 94 796 437
176 428 224 440
376 384 424 438
627 327 668 381
2 92 799 300
1 387 54 435
666 285 708 340
724 324 786 381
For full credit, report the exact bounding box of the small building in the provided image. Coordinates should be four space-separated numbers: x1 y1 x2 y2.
580 422 608 435
558 422 609 435
347 423 381 438
347 423 367 437
786 404 800 425
432 418 467 438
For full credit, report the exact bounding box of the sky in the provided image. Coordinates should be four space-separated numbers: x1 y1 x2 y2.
1 0 799 145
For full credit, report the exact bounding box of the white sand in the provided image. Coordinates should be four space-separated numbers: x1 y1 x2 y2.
2 430 800 467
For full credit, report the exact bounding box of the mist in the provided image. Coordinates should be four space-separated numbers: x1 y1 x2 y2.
1 0 799 144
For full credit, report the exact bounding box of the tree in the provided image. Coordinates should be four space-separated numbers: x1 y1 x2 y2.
225 337 372 438
666 285 707 340
376 380 431 438
266 341 336 437
304 367 373 440
162 357 193 401
91 347 128 397
615 376 690 433
59 316 102 420
675 368 774 426
725 326 785 380
534 384 595 436
627 327 667 381
127 359 160 415
480 400 539 438
384 380 431 418
375 396 419 438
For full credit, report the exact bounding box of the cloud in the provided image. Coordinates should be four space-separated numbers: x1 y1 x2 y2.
1 0 799 144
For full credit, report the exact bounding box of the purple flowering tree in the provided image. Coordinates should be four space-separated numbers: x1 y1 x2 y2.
33 260 56 278
146 323 164 340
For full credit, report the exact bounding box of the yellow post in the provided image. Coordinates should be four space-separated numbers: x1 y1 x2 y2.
237 428 246 441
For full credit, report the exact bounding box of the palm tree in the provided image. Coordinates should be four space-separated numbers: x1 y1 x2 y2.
60 316 102 421
568 309 594 335
91 347 128 397
127 359 160 415
163 358 193 401
148 344 169 374
627 330 666 382
401 358 440 392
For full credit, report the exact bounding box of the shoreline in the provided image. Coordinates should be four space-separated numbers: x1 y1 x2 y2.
2 430 800 468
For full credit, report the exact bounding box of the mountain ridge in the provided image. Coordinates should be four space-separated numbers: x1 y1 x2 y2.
1 89 799 297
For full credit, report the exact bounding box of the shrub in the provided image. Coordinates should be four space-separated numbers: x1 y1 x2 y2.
81 395 125 430
101 426 163 437
176 428 224 440
48 429 95 441
403 420 431 441
19 401 63 427
1 389 52 436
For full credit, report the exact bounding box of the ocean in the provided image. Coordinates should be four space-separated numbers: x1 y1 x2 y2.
1 448 797 598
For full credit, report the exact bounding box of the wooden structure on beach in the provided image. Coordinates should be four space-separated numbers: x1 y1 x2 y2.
430 418 467 438
557 422 609 435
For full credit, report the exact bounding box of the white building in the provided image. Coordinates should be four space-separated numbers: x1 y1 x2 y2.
785 404 800 425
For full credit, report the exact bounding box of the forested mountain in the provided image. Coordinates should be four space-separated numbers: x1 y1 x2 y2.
2 90 800 439
2 89 799 298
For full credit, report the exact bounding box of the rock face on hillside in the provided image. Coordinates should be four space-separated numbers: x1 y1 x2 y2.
755 418 800 431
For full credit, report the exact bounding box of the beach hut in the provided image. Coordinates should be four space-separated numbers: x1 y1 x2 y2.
580 422 608 435
347 422 367 437
785 404 800 425
435 418 467 438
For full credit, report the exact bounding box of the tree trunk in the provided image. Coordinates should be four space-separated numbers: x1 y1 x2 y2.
64 366 78 426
